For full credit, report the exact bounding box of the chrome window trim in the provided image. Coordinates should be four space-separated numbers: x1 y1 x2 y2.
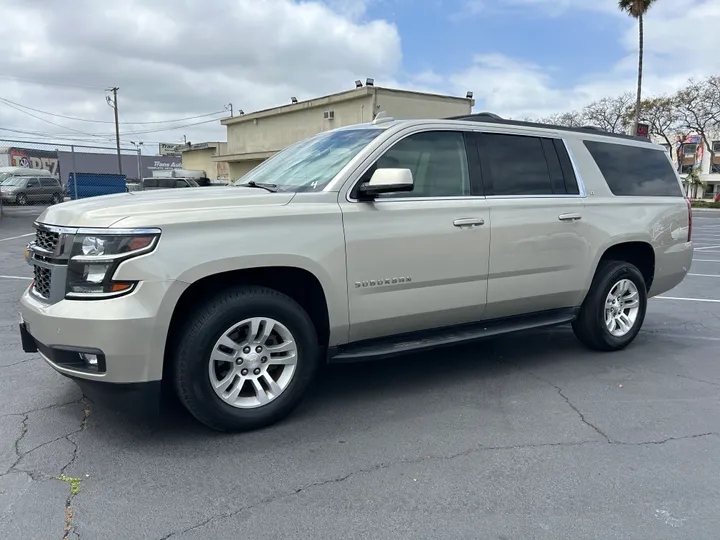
342 129 589 203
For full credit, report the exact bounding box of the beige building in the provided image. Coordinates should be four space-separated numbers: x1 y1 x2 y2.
216 85 475 179
181 142 229 181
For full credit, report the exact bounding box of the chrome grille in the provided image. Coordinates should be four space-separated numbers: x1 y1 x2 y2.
33 265 52 298
35 227 60 253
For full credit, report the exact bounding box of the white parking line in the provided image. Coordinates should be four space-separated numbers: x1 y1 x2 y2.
694 245 720 250
0 275 31 280
688 273 720 278
693 259 720 262
0 233 33 242
655 296 720 303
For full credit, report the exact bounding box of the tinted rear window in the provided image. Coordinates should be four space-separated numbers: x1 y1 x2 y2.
584 140 682 197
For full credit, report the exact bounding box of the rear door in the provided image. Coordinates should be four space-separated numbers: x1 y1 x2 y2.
476 132 590 319
40 177 57 202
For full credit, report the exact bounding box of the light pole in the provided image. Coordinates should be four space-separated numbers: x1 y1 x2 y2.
130 141 143 182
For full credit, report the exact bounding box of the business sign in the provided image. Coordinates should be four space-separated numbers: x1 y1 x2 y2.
636 123 649 138
158 143 184 156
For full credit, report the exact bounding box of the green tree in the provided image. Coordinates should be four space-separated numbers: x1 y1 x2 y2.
618 0 658 135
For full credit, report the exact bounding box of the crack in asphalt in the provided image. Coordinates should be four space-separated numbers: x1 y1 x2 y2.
0 397 84 420
0 356 38 368
0 397 89 538
155 430 720 540
60 401 90 540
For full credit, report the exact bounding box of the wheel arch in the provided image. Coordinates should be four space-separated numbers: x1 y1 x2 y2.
162 262 339 383
588 240 656 294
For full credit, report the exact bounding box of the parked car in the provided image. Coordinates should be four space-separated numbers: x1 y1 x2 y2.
141 177 199 190
19 113 692 432
0 174 64 205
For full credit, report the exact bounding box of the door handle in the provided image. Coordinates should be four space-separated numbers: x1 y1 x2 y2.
558 213 582 222
453 218 484 228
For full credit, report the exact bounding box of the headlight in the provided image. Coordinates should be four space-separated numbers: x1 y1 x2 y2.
66 228 161 299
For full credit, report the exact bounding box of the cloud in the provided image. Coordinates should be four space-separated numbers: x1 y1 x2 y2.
446 0 720 119
0 0 401 146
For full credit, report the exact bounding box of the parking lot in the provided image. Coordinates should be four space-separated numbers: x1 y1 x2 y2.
1 208 719 540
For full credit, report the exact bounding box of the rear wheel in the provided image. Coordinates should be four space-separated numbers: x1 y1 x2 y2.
51 193 63 205
572 260 647 351
172 285 320 431
16 193 27 206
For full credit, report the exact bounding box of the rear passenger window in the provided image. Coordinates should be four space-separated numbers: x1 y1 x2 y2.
584 140 683 196
480 134 573 196
40 178 57 187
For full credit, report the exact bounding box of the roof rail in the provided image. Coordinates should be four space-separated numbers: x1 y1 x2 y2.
443 113 647 142
449 112 504 122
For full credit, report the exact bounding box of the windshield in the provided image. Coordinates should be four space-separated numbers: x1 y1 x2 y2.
233 128 384 192
0 173 10 184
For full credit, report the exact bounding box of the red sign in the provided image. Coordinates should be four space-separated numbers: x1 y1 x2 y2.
636 123 649 138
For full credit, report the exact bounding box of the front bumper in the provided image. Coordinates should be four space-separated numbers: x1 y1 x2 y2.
19 279 185 384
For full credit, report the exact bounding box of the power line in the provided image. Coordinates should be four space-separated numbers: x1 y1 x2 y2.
0 97 105 137
0 95 227 125
0 73 107 90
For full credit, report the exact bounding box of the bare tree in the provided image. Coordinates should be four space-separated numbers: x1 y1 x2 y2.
675 76 720 168
582 93 635 133
538 110 587 127
633 96 683 147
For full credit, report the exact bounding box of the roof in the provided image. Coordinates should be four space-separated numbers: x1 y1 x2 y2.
446 113 649 142
222 86 474 126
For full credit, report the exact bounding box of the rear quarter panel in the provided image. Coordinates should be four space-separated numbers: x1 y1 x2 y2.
566 137 692 299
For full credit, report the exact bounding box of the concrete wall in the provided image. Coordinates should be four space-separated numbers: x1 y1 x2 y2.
227 95 372 156
229 159 265 180
375 88 472 120
182 144 230 180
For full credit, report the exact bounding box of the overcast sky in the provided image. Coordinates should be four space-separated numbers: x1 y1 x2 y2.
1 0 718 154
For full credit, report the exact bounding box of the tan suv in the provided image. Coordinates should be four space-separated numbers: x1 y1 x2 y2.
18 114 693 431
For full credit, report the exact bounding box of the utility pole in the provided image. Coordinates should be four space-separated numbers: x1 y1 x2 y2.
110 87 122 174
226 103 233 117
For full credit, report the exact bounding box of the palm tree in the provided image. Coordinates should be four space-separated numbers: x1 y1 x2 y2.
618 0 658 135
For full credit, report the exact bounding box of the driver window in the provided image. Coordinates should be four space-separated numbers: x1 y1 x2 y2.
375 131 470 198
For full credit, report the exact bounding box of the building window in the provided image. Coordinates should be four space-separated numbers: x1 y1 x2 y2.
712 142 720 174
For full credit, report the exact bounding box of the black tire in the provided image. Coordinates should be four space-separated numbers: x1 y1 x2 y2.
572 260 647 351
51 193 63 205
16 193 27 206
172 285 320 431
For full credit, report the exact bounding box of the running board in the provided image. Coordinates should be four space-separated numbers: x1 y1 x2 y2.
328 308 578 363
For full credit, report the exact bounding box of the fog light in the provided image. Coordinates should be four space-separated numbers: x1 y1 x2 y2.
80 353 98 367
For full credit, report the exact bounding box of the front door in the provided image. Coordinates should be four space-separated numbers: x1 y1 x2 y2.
475 131 590 320
340 129 491 342
24 178 41 203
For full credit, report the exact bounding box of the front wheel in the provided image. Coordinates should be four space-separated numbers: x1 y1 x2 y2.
172 285 320 431
16 193 27 206
572 260 647 351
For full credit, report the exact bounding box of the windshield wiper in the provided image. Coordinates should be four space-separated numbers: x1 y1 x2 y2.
240 180 278 193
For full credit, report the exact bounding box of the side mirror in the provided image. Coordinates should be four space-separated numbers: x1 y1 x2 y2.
359 168 414 197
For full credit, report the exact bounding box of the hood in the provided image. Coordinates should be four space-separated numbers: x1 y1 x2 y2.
37 186 296 228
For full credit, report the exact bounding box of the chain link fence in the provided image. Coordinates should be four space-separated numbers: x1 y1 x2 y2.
1 138 182 218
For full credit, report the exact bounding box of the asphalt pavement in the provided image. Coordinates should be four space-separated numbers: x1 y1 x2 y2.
1 206 719 540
